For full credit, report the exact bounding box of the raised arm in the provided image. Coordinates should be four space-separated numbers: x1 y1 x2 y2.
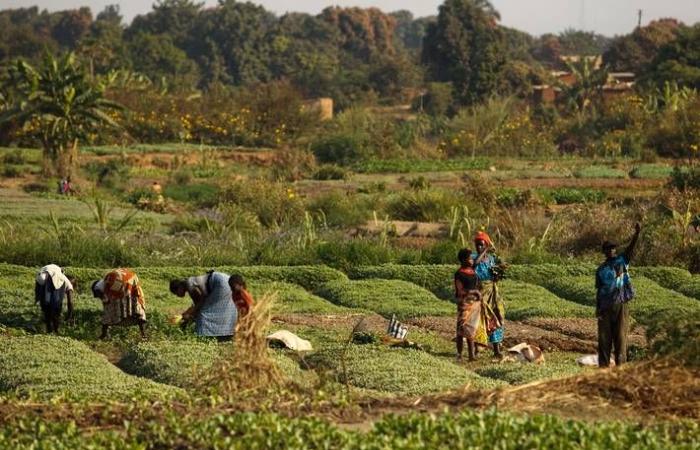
623 222 642 262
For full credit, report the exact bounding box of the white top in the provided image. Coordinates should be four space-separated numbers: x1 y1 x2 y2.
36 264 73 291
187 274 209 297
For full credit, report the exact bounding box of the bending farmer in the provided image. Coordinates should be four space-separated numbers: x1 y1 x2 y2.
35 264 75 333
91 268 147 340
170 271 237 342
595 223 641 368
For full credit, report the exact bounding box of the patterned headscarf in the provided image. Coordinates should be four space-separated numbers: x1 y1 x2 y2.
474 231 492 247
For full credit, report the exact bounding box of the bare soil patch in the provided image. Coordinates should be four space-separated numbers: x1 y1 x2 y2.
523 317 647 348
407 316 598 353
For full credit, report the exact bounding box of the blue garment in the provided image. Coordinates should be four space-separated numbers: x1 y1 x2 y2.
195 272 238 337
471 253 496 281
596 255 631 312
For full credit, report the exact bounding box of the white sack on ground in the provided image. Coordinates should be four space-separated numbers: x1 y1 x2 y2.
266 330 313 351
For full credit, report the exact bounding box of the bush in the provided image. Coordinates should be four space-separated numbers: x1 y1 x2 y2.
1 165 22 178
163 183 219 207
84 159 131 189
413 82 453 116
386 189 460 222
312 164 350 180
311 134 367 165
307 192 369 228
220 179 305 228
307 345 503 395
315 279 452 319
314 240 418 272
0 335 183 401
669 166 700 191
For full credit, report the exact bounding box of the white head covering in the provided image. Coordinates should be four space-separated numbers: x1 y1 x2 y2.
36 264 66 289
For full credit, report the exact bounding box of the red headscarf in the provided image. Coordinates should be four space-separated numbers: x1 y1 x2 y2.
474 231 492 247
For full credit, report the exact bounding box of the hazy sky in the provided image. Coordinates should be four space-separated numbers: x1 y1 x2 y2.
4 0 700 36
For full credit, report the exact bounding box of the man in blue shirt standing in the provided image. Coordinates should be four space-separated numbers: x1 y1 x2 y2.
595 222 641 368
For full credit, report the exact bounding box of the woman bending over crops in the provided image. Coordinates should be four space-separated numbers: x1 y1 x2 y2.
169 271 238 342
91 268 147 340
454 249 486 361
472 231 507 359
34 264 75 334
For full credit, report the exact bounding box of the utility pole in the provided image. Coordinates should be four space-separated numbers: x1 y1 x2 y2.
637 9 643 28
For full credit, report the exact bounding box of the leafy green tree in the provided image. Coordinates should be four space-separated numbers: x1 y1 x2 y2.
0 53 122 176
604 19 683 72
558 29 610 56
128 33 199 86
643 24 700 90
422 0 506 106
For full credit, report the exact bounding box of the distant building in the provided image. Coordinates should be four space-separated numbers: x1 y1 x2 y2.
302 98 333 121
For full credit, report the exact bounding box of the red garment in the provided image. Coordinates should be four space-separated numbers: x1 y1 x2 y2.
474 231 492 246
233 289 254 317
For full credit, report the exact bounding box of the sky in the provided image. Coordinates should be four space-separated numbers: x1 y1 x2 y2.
4 0 700 36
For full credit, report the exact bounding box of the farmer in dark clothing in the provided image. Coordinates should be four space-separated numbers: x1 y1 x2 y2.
595 223 641 368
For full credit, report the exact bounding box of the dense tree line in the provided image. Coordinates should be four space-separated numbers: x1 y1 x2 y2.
1 0 698 109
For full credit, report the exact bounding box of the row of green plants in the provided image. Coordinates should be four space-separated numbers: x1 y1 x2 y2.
1 409 697 449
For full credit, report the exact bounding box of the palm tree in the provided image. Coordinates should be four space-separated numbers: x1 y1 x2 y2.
560 58 608 116
0 52 122 177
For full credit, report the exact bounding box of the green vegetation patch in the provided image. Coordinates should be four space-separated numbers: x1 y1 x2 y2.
348 264 454 296
353 157 491 174
1 410 697 449
307 345 504 395
541 275 700 325
537 187 606 204
574 165 628 179
119 340 219 388
473 352 589 384
315 279 452 319
634 266 700 301
251 281 353 315
499 280 594 320
0 335 183 401
630 164 674 179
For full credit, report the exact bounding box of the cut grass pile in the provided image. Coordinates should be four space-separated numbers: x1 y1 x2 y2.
307 344 504 395
541 275 700 325
315 279 452 319
499 280 594 320
0 335 184 401
472 352 590 385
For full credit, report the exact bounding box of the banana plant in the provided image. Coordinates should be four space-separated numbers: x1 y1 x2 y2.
0 52 123 177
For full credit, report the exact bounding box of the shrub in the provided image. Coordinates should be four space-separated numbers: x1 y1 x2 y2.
307 192 370 228
0 335 183 401
315 279 452 319
413 82 453 116
407 176 431 190
669 166 700 191
312 164 350 180
163 183 219 207
220 179 305 228
83 159 131 189
1 165 22 178
306 345 504 395
311 134 367 165
314 240 419 272
386 189 460 222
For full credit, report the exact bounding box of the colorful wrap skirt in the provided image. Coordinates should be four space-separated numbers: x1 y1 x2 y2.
480 281 505 344
456 294 488 345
